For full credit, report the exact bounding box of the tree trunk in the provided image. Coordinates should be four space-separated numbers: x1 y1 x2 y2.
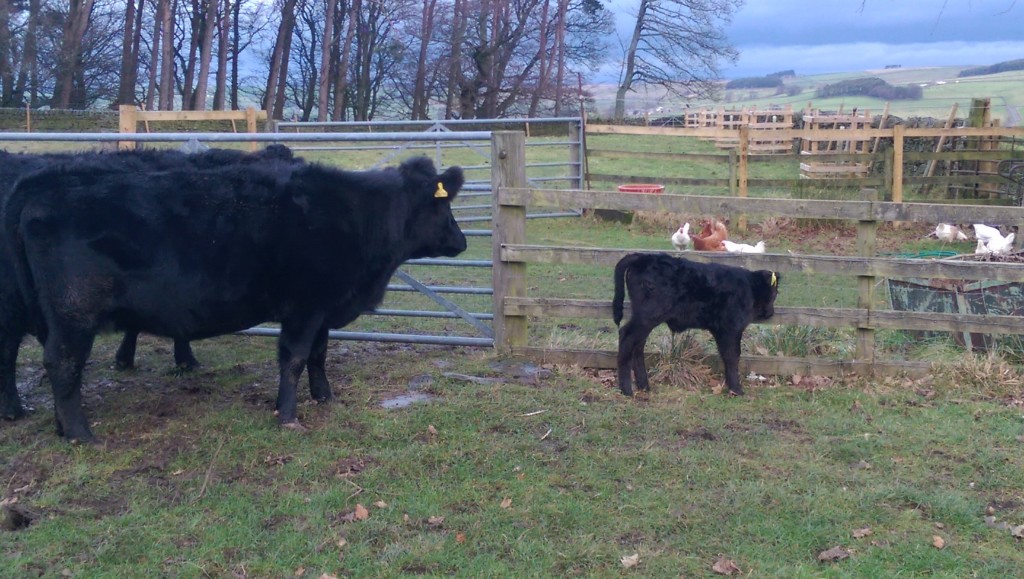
193 0 218 110
19 0 41 106
230 0 240 108
0 1 13 106
527 0 550 117
331 0 357 121
158 0 175 110
445 0 465 119
316 0 337 121
410 0 437 120
614 0 648 121
265 0 298 118
147 0 165 110
117 0 145 106
54 0 96 109
552 0 568 116
213 0 230 109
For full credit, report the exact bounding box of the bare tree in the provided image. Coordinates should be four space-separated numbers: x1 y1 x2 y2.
53 0 96 108
614 0 742 121
192 0 218 109
410 0 437 119
265 0 299 118
158 0 175 109
331 0 357 120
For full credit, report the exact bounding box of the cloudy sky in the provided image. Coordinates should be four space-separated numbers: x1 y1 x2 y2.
604 0 1024 79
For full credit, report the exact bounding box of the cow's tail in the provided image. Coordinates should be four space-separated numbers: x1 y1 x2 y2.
4 170 48 337
613 253 644 326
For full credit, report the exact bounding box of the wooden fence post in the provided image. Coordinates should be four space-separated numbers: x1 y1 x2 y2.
737 124 749 232
245 107 258 151
118 104 137 150
492 131 528 353
856 187 878 369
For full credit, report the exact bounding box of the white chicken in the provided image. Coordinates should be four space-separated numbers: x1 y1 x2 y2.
671 223 691 251
930 223 968 242
986 232 1016 255
975 239 993 256
973 223 1004 244
722 239 766 254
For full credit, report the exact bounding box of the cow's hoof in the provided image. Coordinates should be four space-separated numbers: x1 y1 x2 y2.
281 421 309 432
728 389 745 397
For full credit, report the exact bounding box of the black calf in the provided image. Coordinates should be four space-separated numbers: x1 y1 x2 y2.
612 253 779 396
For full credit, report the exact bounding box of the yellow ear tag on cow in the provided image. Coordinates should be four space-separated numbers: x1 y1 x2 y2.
434 182 449 198
771 272 777 287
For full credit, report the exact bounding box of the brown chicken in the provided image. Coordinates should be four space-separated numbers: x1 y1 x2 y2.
692 218 728 251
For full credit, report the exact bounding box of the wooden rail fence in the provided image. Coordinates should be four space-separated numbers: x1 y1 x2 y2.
118 105 266 150
490 131 1024 379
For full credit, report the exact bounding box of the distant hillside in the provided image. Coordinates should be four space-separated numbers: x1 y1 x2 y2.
583 65 1023 126
959 59 1024 78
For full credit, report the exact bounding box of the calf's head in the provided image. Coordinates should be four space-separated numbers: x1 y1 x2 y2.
751 270 780 321
400 157 467 259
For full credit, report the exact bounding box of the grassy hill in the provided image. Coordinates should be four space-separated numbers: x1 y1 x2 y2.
587 66 1024 125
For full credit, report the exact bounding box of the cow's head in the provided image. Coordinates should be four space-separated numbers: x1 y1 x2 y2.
400 157 467 259
751 270 780 321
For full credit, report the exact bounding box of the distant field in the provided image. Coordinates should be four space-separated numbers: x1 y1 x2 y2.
588 66 1024 125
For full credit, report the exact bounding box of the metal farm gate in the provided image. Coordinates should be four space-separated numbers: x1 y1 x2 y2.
0 120 583 350
266 118 585 348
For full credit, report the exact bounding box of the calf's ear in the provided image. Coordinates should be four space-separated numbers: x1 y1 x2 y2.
437 166 464 201
757 270 779 290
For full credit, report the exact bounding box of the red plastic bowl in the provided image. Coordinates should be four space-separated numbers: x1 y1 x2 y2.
617 184 665 194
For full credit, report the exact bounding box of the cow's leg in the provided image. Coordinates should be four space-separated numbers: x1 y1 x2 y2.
306 326 332 403
114 329 139 370
44 328 96 442
0 331 26 420
173 339 200 371
275 315 325 426
713 329 744 395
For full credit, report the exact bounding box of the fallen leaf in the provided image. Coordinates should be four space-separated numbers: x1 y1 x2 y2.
294 567 305 577
932 535 945 549
319 575 338 579
792 374 803 386
354 504 369 521
427 515 445 527
711 556 741 575
373 500 388 508
852 527 873 539
850 460 872 470
1011 525 1024 539
818 546 850 562
427 424 438 436
620 553 639 568
500 497 512 509
934 522 945 530
986 505 996 516
403 513 410 523
455 532 466 544
337 538 348 548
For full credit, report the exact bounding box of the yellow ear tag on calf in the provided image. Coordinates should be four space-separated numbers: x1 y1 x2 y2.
771 272 777 287
434 181 449 198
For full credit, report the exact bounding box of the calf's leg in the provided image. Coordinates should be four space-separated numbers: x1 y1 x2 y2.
617 319 657 396
713 329 745 395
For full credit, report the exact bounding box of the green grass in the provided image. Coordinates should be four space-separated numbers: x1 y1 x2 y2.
4 336 1024 577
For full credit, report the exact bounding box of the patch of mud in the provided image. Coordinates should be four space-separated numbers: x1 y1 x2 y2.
380 392 436 409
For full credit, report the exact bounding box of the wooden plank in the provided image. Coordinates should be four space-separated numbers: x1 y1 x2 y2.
503 298 1024 335
856 188 878 366
498 188 1024 224
500 245 1024 282
133 109 269 122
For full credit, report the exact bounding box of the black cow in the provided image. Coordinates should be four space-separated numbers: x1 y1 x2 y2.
5 156 465 442
612 253 779 396
0 145 299 422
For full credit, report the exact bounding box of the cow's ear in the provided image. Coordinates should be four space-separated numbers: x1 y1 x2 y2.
436 166 464 201
757 270 778 289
